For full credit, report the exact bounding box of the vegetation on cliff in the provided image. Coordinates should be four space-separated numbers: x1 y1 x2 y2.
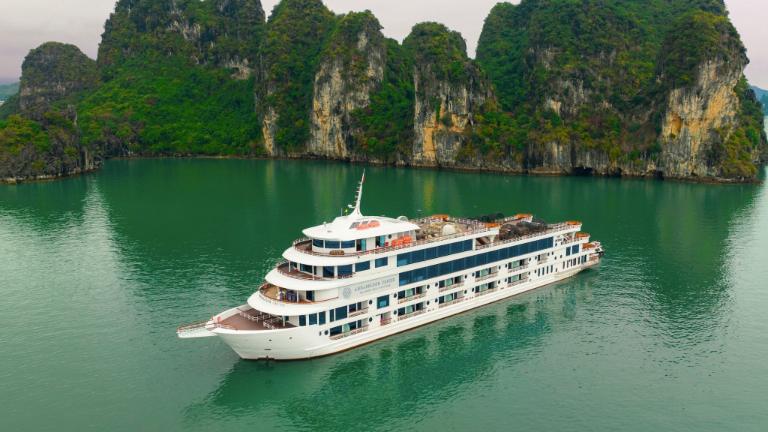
260 0 336 152
1 0 765 182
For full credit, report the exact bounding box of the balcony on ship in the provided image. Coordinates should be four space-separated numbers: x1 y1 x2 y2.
215 307 295 331
259 283 338 305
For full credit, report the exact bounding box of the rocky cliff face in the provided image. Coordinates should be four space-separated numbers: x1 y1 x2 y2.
0 43 99 182
3 0 764 183
308 12 386 160
402 23 495 167
475 0 765 180
258 0 336 156
18 42 99 120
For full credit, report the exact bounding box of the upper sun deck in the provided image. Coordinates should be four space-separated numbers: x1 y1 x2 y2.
294 215 492 258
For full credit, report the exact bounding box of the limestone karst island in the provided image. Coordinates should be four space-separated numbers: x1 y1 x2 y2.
0 0 765 183
4 1 768 431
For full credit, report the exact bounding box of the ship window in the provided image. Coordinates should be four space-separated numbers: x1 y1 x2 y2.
330 325 342 336
425 247 437 260
319 312 326 325
412 267 426 282
300 263 313 273
313 239 324 248
341 240 355 249
450 242 463 254
399 271 411 286
464 240 473 251
377 295 389 309
335 306 348 320
397 253 411 267
355 261 370 272
299 315 306 326
375 257 388 268
323 266 335 278
326 240 340 249
350 222 359 229
437 244 450 257
573 244 580 254
566 247 571 256
338 265 353 277
309 313 317 325
427 265 438 279
412 249 425 263
306 291 315 301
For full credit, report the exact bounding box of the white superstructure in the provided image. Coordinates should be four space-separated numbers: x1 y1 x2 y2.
178 174 604 360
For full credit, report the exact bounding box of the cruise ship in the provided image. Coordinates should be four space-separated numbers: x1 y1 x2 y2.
178 175 603 360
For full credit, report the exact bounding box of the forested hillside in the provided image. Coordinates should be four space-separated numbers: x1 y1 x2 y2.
1 0 765 182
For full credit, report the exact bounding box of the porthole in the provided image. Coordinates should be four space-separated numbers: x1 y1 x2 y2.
464 290 467 294
393 293 398 298
369 317 373 322
368 300 373 305
324 330 329 335
426 301 430 305
393 310 398 315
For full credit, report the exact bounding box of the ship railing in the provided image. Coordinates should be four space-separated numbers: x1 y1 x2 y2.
397 293 426 304
474 223 574 251
438 297 466 309
507 278 528 288
438 282 464 292
330 325 369 340
380 318 392 326
176 320 210 333
398 309 426 321
292 219 495 258
348 308 369 318
508 264 529 273
276 260 355 281
475 287 498 297
475 272 498 283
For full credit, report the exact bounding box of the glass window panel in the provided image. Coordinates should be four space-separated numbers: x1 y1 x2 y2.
326 240 340 249
425 247 437 260
323 266 335 278
355 261 370 272
312 239 324 248
438 244 450 257
341 240 355 248
397 253 411 267
375 257 388 268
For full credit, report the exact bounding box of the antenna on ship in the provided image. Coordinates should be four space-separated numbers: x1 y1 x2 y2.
348 171 365 217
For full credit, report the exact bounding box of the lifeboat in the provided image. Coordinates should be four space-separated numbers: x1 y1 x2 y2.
566 220 582 226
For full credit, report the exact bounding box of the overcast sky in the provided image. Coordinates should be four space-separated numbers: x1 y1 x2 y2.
1 0 766 87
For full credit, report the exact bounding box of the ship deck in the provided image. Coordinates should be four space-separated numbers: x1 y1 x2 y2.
219 307 294 331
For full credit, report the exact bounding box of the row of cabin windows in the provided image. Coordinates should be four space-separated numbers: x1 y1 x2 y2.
294 257 389 279
313 239 356 249
564 255 586 267
329 320 364 336
565 244 580 256
397 302 424 316
397 240 473 267
399 237 554 286
312 235 398 252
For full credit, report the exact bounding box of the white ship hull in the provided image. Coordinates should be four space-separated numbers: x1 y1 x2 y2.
212 264 593 360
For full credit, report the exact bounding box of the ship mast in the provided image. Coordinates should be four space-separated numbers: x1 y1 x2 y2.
348 171 365 217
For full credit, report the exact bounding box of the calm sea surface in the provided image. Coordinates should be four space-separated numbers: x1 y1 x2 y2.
1 159 767 431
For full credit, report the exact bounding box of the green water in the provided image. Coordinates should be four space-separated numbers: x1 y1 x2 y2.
1 159 767 431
